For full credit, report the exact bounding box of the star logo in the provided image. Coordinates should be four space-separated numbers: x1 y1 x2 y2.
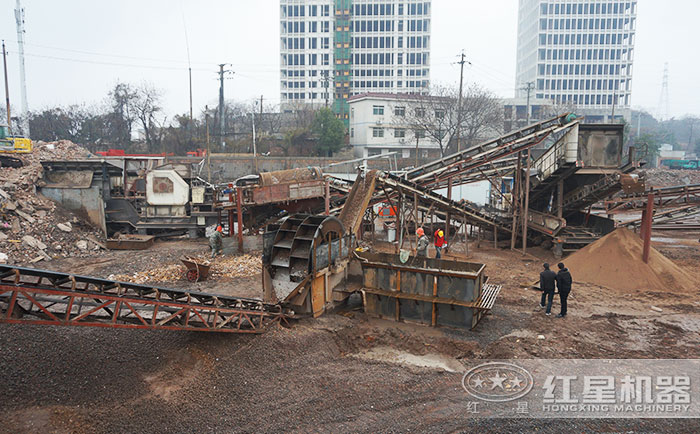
510 376 523 389
462 362 534 402
489 372 507 390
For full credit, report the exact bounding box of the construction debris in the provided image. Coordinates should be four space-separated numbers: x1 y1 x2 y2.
0 140 105 264
562 227 694 292
641 168 700 188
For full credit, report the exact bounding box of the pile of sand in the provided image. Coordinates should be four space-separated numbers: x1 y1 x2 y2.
562 227 695 292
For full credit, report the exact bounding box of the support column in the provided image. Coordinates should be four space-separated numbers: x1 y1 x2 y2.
641 193 654 263
396 193 403 253
522 150 531 254
557 178 564 219
510 151 522 250
324 179 330 216
236 187 244 252
446 177 452 246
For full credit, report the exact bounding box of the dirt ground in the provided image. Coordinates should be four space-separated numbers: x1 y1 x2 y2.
1 233 700 433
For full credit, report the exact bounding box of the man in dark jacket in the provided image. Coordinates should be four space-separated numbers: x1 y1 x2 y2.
539 263 557 316
555 262 573 318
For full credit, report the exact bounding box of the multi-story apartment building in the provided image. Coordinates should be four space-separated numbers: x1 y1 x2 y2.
515 0 637 122
280 0 431 125
348 93 446 159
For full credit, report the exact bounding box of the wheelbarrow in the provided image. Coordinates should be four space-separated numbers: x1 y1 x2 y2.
180 256 211 282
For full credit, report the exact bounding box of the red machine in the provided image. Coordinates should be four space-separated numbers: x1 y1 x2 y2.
95 149 174 157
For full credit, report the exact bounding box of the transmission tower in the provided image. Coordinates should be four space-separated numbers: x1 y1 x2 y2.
658 62 670 121
14 0 29 136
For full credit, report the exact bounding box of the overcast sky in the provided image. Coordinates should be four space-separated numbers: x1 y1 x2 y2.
0 0 697 120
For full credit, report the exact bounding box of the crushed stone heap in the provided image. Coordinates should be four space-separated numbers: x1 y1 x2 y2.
562 227 694 292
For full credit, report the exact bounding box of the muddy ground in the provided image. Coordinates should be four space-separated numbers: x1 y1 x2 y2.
1 233 699 433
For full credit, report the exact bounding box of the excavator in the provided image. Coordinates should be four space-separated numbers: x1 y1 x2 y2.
0 123 31 167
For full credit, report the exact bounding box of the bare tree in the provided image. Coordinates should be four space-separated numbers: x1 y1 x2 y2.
399 86 458 157
458 84 504 150
107 82 138 146
131 83 166 150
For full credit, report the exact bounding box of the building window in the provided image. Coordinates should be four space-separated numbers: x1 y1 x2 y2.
415 130 425 139
394 106 405 116
415 108 425 117
394 128 406 138
435 109 445 119
350 128 354 138
373 105 385 115
372 127 384 138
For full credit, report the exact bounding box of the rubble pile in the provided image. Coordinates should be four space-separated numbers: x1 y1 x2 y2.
109 253 262 284
641 168 700 188
0 140 103 264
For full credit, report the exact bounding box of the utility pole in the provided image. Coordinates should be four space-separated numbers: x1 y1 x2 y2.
523 81 534 125
205 105 211 182
322 70 330 108
689 118 696 152
14 0 28 136
2 41 12 132
252 101 259 173
611 95 616 122
637 111 642 137
188 67 193 121
218 64 233 149
455 50 469 152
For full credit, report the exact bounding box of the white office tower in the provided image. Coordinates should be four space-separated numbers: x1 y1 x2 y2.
515 0 637 122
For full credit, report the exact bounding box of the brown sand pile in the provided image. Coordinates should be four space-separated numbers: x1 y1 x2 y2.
562 227 695 292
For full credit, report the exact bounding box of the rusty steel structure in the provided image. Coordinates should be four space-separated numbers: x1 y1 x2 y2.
214 167 332 251
357 251 501 329
0 265 288 333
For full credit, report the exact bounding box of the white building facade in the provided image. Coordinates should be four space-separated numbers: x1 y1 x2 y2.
280 0 431 123
348 93 445 159
515 0 637 122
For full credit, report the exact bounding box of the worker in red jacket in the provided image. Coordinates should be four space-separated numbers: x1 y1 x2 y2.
434 228 446 259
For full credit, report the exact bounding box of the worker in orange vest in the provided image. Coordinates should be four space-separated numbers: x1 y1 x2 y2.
434 228 446 259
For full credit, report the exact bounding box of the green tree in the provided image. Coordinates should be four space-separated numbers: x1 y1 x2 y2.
312 108 345 157
636 132 661 167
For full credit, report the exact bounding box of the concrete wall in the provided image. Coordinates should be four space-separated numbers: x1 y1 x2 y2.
173 155 435 182
222 234 264 255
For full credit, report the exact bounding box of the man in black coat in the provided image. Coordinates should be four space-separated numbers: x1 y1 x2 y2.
555 262 573 318
539 263 557 316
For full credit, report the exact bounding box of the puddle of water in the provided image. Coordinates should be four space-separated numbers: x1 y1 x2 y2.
651 237 697 248
353 346 465 373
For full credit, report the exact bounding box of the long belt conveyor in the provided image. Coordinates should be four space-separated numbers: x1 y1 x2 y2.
0 265 288 333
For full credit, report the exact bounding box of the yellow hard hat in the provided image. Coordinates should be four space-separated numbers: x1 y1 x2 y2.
438 230 443 237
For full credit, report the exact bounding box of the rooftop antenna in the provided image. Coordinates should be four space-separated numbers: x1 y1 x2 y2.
14 0 29 136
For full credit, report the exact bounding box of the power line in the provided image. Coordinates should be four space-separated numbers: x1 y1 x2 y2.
9 50 212 72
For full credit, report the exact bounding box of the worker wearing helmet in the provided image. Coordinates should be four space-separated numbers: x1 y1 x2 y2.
415 227 429 257
434 228 446 259
209 225 224 258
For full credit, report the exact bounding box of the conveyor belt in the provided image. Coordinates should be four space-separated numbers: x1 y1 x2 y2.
0 265 288 333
